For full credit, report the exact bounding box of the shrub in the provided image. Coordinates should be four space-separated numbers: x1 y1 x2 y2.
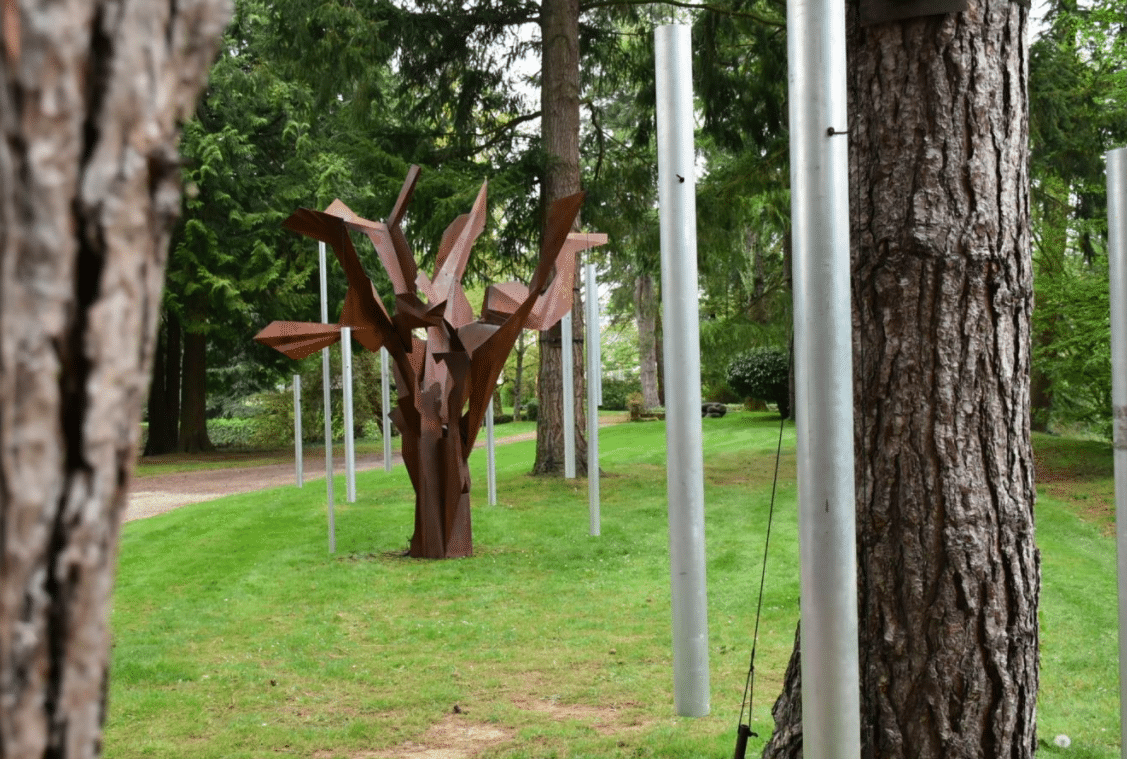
627 392 646 421
208 417 257 448
600 376 643 411
727 346 790 418
523 398 539 421
704 383 741 404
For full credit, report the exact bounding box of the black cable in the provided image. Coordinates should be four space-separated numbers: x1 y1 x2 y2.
733 403 787 758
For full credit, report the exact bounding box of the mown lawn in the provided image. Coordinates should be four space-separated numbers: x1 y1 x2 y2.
105 415 1120 758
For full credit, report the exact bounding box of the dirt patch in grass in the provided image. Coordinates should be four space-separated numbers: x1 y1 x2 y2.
705 450 797 490
1033 434 1116 533
332 696 653 759
311 714 512 759
512 698 650 736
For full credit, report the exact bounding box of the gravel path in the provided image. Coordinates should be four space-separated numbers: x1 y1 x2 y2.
125 432 540 523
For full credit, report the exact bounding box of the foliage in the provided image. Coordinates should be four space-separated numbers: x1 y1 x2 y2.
1033 253 1113 437
727 346 789 417
600 376 643 411
205 418 259 449
1028 0 1126 436
627 392 647 421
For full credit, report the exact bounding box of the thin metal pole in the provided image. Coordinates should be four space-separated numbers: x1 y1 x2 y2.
655 23 710 719
787 0 860 751
563 310 576 478
294 375 303 488
342 327 356 503
586 262 601 536
486 398 498 506
1107 146 1127 759
588 262 603 408
381 346 392 471
319 241 336 553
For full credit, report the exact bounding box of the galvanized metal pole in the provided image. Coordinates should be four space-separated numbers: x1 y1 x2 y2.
588 262 603 408
586 262 601 536
563 310 576 478
1107 146 1127 759
787 0 860 752
381 346 392 471
486 398 498 506
319 241 336 553
342 327 356 503
294 375 303 488
655 23 710 719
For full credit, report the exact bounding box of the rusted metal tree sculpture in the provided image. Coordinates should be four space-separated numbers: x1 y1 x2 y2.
255 167 606 558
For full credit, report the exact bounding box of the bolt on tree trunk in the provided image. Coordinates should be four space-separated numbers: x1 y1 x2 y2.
763 1 1039 757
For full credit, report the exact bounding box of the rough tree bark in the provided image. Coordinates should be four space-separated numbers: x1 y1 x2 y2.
635 272 661 409
0 1 228 756
533 0 588 475
143 312 181 455
763 1 1039 757
177 329 213 453
512 330 528 421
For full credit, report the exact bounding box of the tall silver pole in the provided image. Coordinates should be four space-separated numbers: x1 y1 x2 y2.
294 375 303 488
655 23 710 719
586 262 601 536
486 398 498 506
787 0 860 752
381 346 392 471
562 311 576 478
319 241 336 553
587 262 603 408
1107 146 1127 759
342 327 356 503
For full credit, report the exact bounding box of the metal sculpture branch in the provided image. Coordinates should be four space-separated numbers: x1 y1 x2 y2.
254 167 607 558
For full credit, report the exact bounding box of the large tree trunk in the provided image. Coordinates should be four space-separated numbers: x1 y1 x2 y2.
533 0 587 476
1029 185 1069 433
764 2 1038 758
0 2 227 756
143 312 181 455
512 330 527 421
635 272 660 409
178 330 214 453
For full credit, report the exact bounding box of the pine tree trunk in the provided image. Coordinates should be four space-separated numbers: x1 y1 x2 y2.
764 2 1038 758
178 330 214 453
165 311 181 443
143 313 182 455
0 2 227 755
1029 187 1068 433
533 0 587 476
144 320 169 455
636 272 660 409
513 331 527 421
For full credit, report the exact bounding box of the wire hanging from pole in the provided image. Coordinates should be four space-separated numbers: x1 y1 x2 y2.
733 397 788 759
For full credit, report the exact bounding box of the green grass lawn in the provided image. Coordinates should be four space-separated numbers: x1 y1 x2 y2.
106 415 1120 758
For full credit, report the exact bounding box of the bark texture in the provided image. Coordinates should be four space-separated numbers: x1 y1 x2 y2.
764 1 1039 757
533 0 587 475
0 2 228 756
177 330 213 453
143 313 181 455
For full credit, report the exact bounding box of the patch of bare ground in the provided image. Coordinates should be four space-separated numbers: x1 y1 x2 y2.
512 698 649 736
313 715 512 759
324 696 652 759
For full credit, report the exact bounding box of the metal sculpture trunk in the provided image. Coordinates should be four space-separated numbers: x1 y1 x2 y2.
254 167 605 558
